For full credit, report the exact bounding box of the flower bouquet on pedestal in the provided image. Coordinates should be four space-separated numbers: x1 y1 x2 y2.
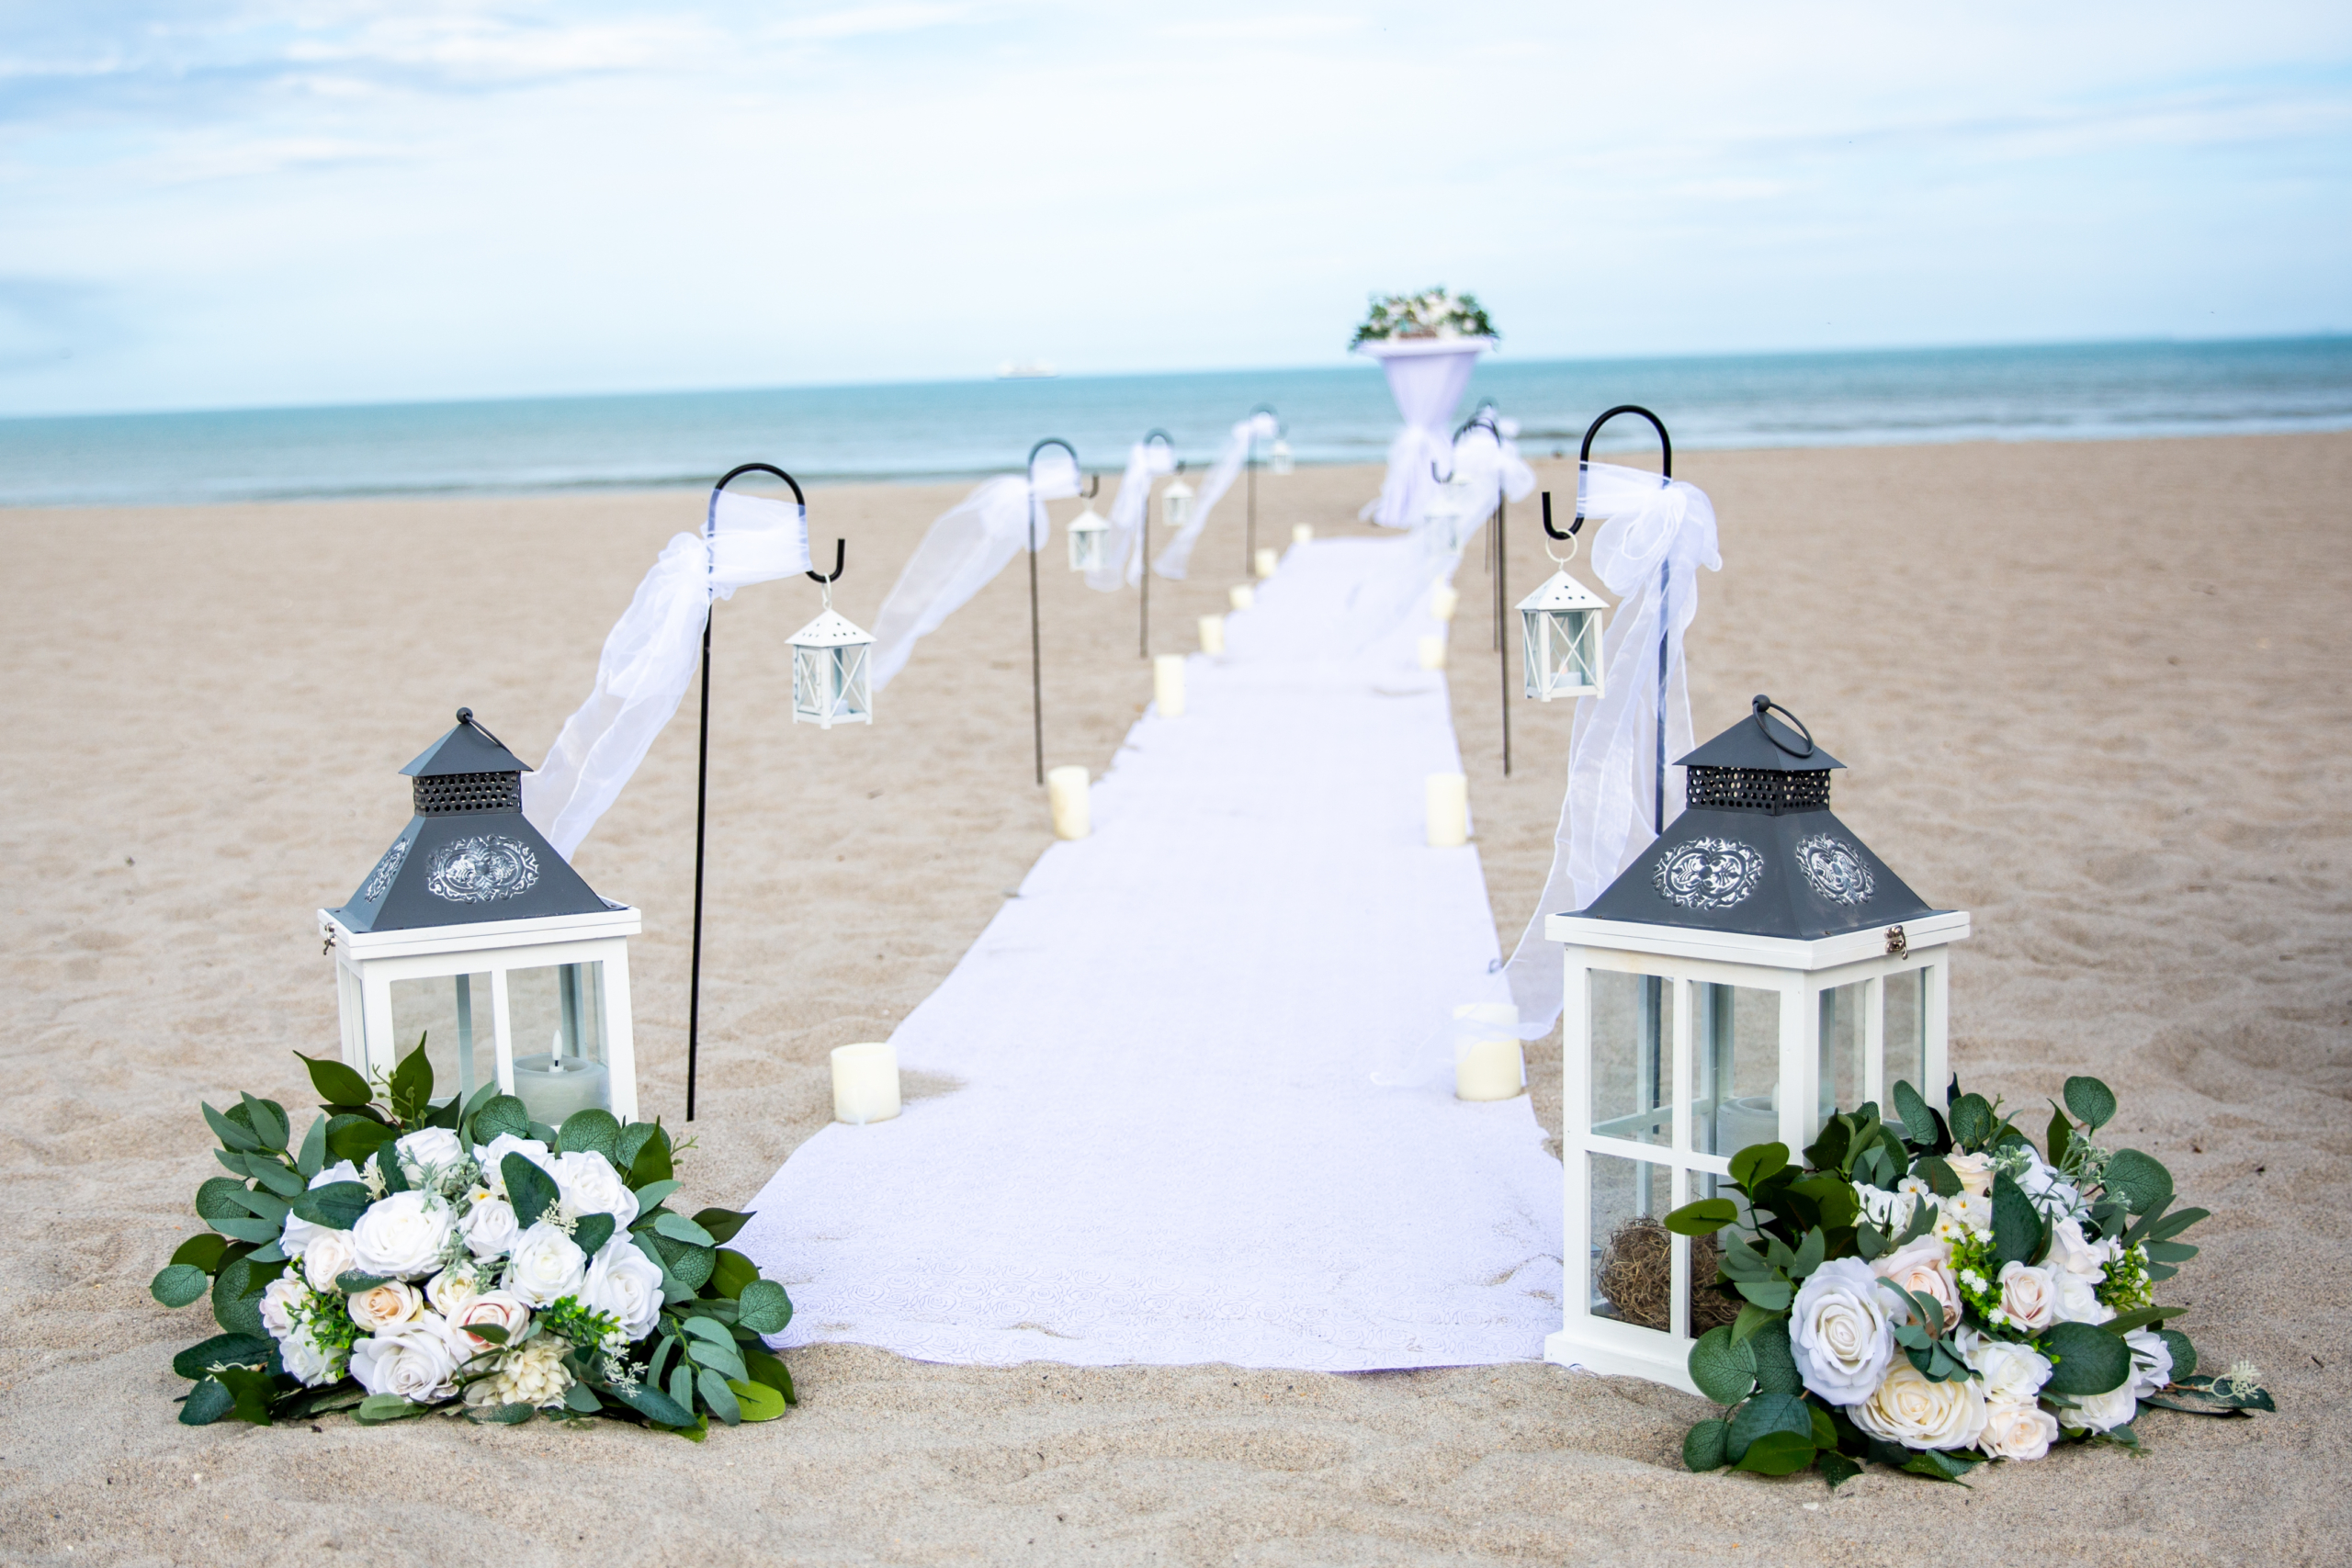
1664 1074 2267 1485
1350 288 1499 529
149 1041 797 1436
1350 287 1497 345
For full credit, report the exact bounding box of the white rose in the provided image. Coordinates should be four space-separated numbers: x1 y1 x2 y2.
452 1290 533 1353
1977 1396 2060 1461
279 1322 345 1387
2052 1269 2113 1325
473 1134 555 1200
258 1274 305 1338
2047 1217 2109 1280
350 1314 465 1404
580 1239 665 1340
2125 1327 2175 1398
346 1278 425 1332
1945 1151 1996 1197
2067 1384 2138 1433
1852 1183 1916 1230
503 1221 587 1307
1963 1333 2052 1404
550 1150 639 1227
1873 1238 1962 1334
459 1196 521 1259
2018 1157 2084 1219
425 1267 481 1318
349 1190 458 1280
279 1159 363 1256
1996 1261 2058 1332
395 1126 465 1173
300 1230 358 1293
1788 1258 1899 1404
1849 1359 1989 1451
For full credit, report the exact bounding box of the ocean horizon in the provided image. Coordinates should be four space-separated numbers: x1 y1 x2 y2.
3 335 2347 508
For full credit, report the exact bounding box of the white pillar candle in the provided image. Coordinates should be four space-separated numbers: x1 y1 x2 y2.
1153 654 1186 717
831 1041 901 1125
1254 547 1279 579
1426 772 1468 847
512 1051 611 1126
1227 583 1255 612
1046 764 1091 840
1198 614 1225 655
1430 583 1460 623
1454 1003 1526 1102
1292 524 1314 546
1418 633 1447 671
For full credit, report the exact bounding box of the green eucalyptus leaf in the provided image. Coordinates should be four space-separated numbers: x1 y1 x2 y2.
178 1378 237 1426
238 1093 290 1152
334 1270 391 1293
556 1108 622 1160
653 1212 717 1248
2103 1149 2174 1217
2063 1076 2117 1131
1664 1198 1738 1237
1729 1303 1780 1345
1687 1325 1758 1406
243 1158 305 1200
727 1378 788 1422
1736 1430 1817 1476
1891 1080 1938 1145
503 1153 560 1229
1817 1450 1862 1489
691 1208 752 1247
1681 1418 1730 1472
469 1402 537 1426
1725 1392 1813 1462
573 1213 616 1259
709 1248 760 1301
171 1333 274 1381
469 1095 531 1146
649 1234 716 1292
324 1114 399 1168
609 1377 696 1427
1787 1227 1826 1280
389 1036 434 1121
563 1382 604 1414
196 1176 254 1223
169 1234 231 1275
151 1263 211 1308
2158 1329 2197 1382
210 1252 283 1337
2045 1104 2073 1170
620 1122 673 1188
209 1214 282 1244
1729 1143 1789 1190
289 1180 369 1231
741 1344 796 1404
211 1365 278 1426
355 1393 432 1423
696 1368 742 1426
1734 1278 1793 1312
1747 1319 1804 1397
1990 1174 2041 1266
631 1179 683 1213
202 1101 262 1152
1902 1448 1978 1484
228 1185 289 1223
1946 1093 1996 1150
2041 1321 2132 1396
2143 1239 2199 1264
1914 1156 1962 1199
736 1279 794 1337
297 1051 377 1110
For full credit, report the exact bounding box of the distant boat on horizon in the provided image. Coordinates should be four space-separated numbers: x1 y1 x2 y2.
997 359 1057 380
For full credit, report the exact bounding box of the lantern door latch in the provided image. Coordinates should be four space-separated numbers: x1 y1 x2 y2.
1886 924 1908 956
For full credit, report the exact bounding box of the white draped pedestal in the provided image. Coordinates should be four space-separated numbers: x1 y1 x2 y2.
732 537 1564 1371
1355 336 1494 530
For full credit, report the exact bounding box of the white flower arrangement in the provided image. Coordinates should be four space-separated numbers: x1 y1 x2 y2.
150 1042 798 1433
1351 287 1497 345
1665 1074 2268 1485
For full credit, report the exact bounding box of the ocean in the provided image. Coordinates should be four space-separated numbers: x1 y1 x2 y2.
3 336 2346 507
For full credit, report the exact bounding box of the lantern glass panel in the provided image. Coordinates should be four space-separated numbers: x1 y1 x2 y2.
1589 971 1674 1147
1694 982 1781 1157
1818 982 1871 1127
1590 1151 1673 1325
794 642 873 728
1523 606 1603 700
510 961 613 1124
1068 528 1104 572
390 973 491 1100
1883 969 1928 1130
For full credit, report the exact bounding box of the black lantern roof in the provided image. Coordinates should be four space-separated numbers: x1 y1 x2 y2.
330 708 614 933
1578 695 1938 940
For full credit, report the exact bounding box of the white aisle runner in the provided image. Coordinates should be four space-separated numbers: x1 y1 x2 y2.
734 539 1564 1370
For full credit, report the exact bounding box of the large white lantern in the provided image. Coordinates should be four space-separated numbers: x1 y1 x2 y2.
1518 568 1608 701
1066 502 1110 572
789 604 875 728
321 710 641 1127
1159 471 1194 536
1545 696 1969 1393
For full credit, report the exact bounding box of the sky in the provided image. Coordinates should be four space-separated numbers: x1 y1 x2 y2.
2 1 2347 416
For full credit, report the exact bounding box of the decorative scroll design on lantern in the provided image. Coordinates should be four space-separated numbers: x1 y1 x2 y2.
424 835 541 903
1795 833 1876 906
1652 837 1765 910
360 838 410 902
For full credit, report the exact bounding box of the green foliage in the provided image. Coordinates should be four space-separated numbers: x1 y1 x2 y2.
387 1036 434 1124
325 1113 398 1167
1747 1320 1803 1397
736 1280 794 1336
654 1212 717 1248
151 1264 210 1308
1725 1392 1814 1463
289 1181 368 1231
178 1378 238 1426
727 1379 789 1422
1946 1093 1996 1150
169 1234 231 1274
469 1095 532 1146
503 1153 560 1228
171 1334 273 1380
1729 1143 1788 1190
1989 1175 2043 1267
692 1208 752 1246
1688 1325 1758 1405
210 1251 281 1337
709 1248 760 1302
2159 1328 2197 1382
650 1233 717 1292
2045 1104 2072 1171
2102 1149 2174 1217
1682 1417 1729 1471
557 1108 622 1161
2039 1322 2132 1396
2064 1076 2117 1131
573 1213 616 1259
623 1122 674 1188
296 1050 376 1109
741 1344 797 1406
1736 1430 1817 1475
1901 1448 1980 1484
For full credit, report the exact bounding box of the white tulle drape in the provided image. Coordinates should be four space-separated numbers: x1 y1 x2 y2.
1152 412 1276 581
1357 342 1488 528
1089 439 1174 592
868 450 1082 693
1502 462 1723 1035
524 489 811 860
1442 416 1537 551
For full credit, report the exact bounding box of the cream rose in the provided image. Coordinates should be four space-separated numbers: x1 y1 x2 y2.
1849 1359 1989 1450
2047 1217 2110 1280
2125 1327 2175 1398
503 1221 587 1307
550 1150 639 1227
1944 1151 1996 1197
394 1126 466 1174
1995 1261 2058 1332
1964 1333 2052 1404
279 1159 362 1256
350 1314 465 1404
473 1134 555 1200
1977 1397 2060 1461
424 1267 481 1318
458 1196 521 1259
1873 1238 1962 1333
452 1290 533 1353
350 1190 458 1280
2066 1384 2138 1433
258 1274 305 1338
347 1278 426 1332
2052 1269 2113 1325
300 1229 357 1293
580 1238 665 1340
1788 1258 1899 1404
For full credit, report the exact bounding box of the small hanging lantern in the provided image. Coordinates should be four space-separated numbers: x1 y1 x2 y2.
321 709 641 1127
1420 478 1476 553
1544 696 1969 1393
1160 470 1194 536
789 604 875 730
1269 437 1295 476
1066 502 1110 572
1518 568 1608 701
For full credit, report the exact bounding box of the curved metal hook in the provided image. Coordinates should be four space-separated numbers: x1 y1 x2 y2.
1142 428 1175 453
1027 436 1079 473
1081 472 1100 499
712 462 806 505
1750 694 1817 758
1550 404 1673 539
1433 410 1502 482
808 537 845 585
1248 402 1283 434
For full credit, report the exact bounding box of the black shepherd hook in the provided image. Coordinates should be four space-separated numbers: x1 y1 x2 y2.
1430 410 1502 482
1138 430 1175 659
1542 404 1672 541
1023 437 1081 786
691 462 808 1123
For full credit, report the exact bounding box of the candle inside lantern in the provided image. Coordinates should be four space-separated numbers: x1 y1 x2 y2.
831 1041 900 1126
1046 764 1091 840
1418 633 1447 671
1426 772 1468 847
1153 655 1186 717
513 1040 611 1125
1254 547 1278 579
1430 583 1460 623
1292 525 1314 546
1198 615 1225 655
1228 584 1255 612
1453 1002 1525 1101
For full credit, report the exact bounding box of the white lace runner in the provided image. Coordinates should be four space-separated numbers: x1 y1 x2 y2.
734 538 1563 1370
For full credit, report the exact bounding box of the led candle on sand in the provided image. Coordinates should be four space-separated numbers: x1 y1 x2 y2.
1254 547 1279 579
1153 654 1186 717
1198 615 1225 655
1292 525 1314 546
1426 772 1467 847
1228 584 1255 611
1453 1002 1525 1101
1046 764 1091 840
1430 583 1460 622
1418 633 1447 671
831 1042 901 1125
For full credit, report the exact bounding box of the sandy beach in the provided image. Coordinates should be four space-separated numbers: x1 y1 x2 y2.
3 432 2347 1564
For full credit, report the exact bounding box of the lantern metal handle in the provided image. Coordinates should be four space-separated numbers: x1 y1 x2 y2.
1544 404 1673 541
450 705 517 752
1751 694 1817 759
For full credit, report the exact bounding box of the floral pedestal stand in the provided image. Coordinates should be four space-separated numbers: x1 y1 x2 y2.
1353 335 1495 529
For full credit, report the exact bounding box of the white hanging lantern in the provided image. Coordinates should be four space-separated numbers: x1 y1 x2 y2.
1517 569 1609 701
789 603 875 729
1545 697 1969 1393
1066 502 1110 572
1268 437 1295 476
1420 479 1476 553
320 709 641 1128
1159 473 1194 536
